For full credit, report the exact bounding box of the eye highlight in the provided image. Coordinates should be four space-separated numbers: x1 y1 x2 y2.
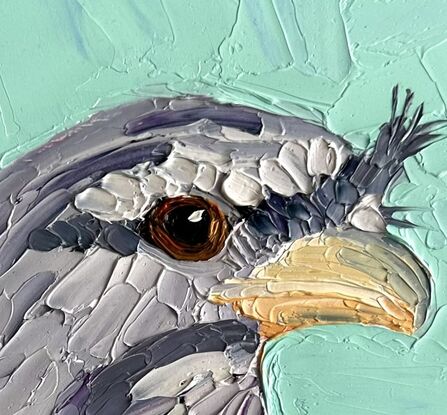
144 195 229 261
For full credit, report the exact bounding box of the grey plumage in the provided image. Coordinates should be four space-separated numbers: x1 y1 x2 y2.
0 87 440 415
55 321 260 415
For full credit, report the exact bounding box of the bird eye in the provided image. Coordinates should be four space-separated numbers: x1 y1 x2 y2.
143 195 229 261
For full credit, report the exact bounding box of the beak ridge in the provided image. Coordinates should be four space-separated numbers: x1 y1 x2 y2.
209 229 431 338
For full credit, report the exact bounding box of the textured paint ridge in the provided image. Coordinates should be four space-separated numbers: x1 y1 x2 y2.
2 0 447 165
1 2 447 414
210 228 430 337
263 315 447 414
0 92 443 414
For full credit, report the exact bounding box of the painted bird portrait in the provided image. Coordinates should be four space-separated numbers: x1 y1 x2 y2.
0 86 442 414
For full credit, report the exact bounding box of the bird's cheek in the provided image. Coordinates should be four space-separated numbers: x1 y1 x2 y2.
208 229 431 339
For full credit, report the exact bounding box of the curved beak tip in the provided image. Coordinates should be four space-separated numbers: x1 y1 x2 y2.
209 229 431 339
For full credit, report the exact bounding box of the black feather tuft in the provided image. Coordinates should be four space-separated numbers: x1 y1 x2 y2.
348 85 446 197
373 86 445 169
379 205 424 217
321 86 446 231
385 218 418 229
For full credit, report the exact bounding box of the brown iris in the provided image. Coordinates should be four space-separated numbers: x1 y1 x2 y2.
144 195 229 261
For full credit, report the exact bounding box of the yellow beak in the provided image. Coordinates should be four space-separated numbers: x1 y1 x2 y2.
209 229 431 338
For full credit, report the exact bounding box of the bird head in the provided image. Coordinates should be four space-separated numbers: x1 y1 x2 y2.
0 87 441 414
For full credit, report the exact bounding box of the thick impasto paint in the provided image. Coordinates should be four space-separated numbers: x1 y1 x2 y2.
1 2 447 415
0 88 443 414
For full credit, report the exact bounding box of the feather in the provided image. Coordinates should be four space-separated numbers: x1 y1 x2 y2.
378 86 444 164
349 86 446 196
384 218 417 229
379 205 424 217
320 86 446 231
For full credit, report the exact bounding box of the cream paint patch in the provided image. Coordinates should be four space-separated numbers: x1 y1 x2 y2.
307 137 343 176
155 156 199 185
347 194 387 232
259 159 299 196
277 142 313 193
221 170 263 206
209 228 431 338
194 163 218 192
75 136 352 220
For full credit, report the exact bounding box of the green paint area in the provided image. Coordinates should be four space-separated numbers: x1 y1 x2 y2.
1 0 447 413
263 308 447 415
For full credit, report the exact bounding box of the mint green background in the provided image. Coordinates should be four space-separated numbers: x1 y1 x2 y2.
1 1 447 413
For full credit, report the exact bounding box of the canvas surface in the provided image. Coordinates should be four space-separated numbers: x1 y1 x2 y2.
1 1 447 414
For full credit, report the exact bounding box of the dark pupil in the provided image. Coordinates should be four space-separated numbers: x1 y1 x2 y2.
164 205 211 245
